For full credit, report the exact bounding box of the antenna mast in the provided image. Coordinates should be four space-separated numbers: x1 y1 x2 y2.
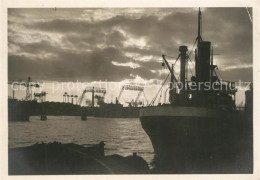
198 8 202 43
195 8 202 81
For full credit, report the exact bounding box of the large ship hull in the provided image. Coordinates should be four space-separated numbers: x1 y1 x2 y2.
140 106 252 173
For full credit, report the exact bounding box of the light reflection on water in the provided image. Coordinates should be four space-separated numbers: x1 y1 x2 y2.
8 116 154 165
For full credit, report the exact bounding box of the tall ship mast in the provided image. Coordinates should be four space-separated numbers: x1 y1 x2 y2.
139 9 252 173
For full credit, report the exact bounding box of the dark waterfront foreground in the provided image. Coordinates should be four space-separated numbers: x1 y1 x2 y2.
9 110 253 174
9 116 154 168
9 142 149 174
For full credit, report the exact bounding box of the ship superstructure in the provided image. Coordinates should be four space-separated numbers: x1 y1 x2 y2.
139 9 252 173
160 9 236 109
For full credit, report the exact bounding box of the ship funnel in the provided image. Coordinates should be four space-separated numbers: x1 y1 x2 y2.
179 46 188 52
195 8 211 83
179 46 188 92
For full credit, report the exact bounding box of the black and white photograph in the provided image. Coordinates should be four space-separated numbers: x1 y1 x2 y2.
1 2 259 178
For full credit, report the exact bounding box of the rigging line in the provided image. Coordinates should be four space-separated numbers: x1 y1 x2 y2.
164 55 176 59
214 61 222 80
149 73 170 106
188 38 197 57
164 54 180 67
173 54 180 67
159 64 166 104
187 62 192 77
187 62 193 78
163 61 168 99
158 90 162 104
164 87 169 103
158 65 164 104
185 38 197 77
160 64 167 103
212 67 220 81
187 55 195 76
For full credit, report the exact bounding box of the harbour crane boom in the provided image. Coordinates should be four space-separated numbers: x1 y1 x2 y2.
8 77 40 100
78 87 106 106
117 85 146 106
117 86 125 101
135 91 142 104
143 91 149 105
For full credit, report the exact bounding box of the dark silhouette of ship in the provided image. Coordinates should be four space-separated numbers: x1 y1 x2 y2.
8 97 140 120
78 85 146 118
139 9 253 173
93 98 140 118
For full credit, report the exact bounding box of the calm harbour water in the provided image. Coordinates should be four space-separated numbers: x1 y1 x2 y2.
9 116 154 165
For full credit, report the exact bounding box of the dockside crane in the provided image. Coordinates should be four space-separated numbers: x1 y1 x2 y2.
78 87 106 106
8 77 40 100
117 85 148 107
34 91 47 102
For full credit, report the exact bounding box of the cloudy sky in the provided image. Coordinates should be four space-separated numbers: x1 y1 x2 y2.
8 8 252 82
8 8 253 104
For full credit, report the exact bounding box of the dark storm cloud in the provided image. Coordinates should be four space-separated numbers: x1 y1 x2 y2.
17 40 62 54
202 8 252 66
8 8 252 82
8 44 155 82
24 11 196 53
61 30 126 50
